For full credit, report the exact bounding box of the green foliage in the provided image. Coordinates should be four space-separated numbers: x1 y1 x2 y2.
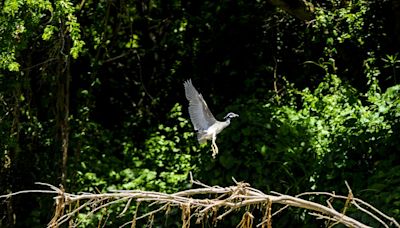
42 25 57 41
207 73 399 226
313 0 368 46
196 1 400 219
54 0 85 58
0 0 84 71
1 0 400 227
1 0 50 70
125 34 140 49
382 53 400 84
68 104 198 226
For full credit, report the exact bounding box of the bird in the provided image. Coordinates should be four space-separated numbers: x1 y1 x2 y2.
183 79 239 158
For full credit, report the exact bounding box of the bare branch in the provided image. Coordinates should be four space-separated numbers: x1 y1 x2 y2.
1 181 398 228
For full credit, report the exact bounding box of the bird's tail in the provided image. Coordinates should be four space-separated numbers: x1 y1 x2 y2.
196 131 208 144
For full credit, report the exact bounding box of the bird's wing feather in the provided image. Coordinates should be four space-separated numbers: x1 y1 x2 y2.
184 79 217 130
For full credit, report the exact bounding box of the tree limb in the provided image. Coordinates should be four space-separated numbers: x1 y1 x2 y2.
0 180 398 228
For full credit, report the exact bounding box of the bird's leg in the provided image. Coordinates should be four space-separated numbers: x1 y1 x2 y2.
211 134 218 158
211 143 218 158
213 142 219 158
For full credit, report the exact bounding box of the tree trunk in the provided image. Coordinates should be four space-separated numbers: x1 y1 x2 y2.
268 0 314 21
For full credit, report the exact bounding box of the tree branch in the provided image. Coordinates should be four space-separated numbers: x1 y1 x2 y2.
0 180 398 228
268 0 315 21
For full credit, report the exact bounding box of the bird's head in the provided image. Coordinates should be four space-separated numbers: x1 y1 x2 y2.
223 112 239 120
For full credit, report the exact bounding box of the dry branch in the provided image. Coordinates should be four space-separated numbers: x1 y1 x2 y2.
1 179 399 228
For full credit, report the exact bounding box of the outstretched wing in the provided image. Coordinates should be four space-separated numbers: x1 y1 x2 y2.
184 79 217 130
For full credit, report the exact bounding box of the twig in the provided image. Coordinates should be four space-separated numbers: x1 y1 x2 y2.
352 200 388 228
118 198 133 217
0 189 58 199
296 190 400 227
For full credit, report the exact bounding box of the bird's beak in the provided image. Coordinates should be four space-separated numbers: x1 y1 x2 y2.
224 113 239 119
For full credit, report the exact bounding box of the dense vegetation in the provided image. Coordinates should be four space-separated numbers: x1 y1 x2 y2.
1 0 399 227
